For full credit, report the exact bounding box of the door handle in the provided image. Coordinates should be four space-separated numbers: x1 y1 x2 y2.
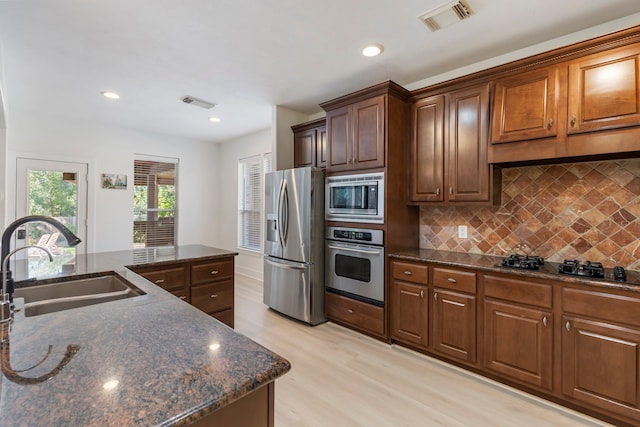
327 244 381 255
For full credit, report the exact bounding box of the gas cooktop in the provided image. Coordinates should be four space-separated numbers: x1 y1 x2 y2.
498 255 628 283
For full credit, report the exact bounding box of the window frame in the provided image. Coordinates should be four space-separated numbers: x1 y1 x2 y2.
237 153 271 253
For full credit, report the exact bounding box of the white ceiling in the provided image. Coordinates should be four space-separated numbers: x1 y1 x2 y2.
1 0 640 143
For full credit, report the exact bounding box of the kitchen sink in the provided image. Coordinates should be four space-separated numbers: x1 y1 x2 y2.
14 274 146 317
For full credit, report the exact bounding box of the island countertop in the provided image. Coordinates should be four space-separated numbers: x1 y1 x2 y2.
0 245 291 426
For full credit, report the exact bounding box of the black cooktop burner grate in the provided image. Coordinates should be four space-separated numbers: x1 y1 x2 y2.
501 254 545 270
558 259 605 278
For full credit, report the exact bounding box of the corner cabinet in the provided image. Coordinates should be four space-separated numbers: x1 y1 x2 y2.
321 81 411 173
292 118 327 169
410 83 500 205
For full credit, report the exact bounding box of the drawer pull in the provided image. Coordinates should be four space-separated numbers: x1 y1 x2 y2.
434 292 438 301
347 309 353 314
447 277 457 283
211 270 219 275
403 271 412 276
155 279 165 284
543 316 548 327
420 290 424 298
210 294 218 298
179 296 186 300
565 321 571 331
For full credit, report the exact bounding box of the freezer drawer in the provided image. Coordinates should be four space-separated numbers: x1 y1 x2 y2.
263 256 325 325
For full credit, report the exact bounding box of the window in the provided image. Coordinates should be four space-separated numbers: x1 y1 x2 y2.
237 153 271 252
134 157 178 248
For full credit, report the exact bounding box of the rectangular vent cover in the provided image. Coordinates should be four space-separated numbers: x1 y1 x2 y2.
419 0 473 32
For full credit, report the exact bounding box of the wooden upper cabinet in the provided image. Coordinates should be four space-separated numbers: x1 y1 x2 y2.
292 118 326 169
410 95 445 202
567 44 640 134
326 95 385 172
491 66 561 143
447 84 492 203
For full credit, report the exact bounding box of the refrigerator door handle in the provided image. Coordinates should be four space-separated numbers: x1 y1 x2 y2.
280 180 289 244
264 257 307 270
277 179 286 247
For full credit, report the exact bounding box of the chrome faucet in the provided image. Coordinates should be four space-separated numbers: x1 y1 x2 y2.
1 246 53 324
0 215 81 308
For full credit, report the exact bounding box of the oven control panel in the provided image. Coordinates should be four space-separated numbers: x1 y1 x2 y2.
327 226 384 246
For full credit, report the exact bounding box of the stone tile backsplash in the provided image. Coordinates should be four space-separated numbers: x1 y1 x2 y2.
419 159 640 269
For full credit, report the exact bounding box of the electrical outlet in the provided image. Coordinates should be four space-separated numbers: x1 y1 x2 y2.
458 225 468 239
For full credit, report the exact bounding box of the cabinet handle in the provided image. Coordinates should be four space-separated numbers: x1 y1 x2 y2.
434 292 438 301
179 296 186 300
543 316 548 327
436 187 440 196
210 270 219 275
570 116 576 127
403 271 413 276
420 290 424 298
447 277 457 283
155 279 165 284
347 309 353 314
565 321 571 331
449 187 453 195
210 294 218 298
547 118 553 129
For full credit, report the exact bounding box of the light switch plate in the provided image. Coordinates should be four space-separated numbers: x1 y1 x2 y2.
458 225 468 239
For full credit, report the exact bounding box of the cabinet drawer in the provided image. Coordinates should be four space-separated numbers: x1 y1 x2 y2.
191 280 233 314
563 287 640 327
211 308 234 328
139 266 186 292
326 292 384 336
484 275 552 309
392 261 428 284
191 259 233 285
433 268 476 293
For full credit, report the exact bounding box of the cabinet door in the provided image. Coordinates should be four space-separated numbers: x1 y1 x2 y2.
352 95 385 170
562 316 640 420
567 44 640 134
447 84 491 202
492 66 560 143
432 289 476 363
316 124 327 168
293 128 315 168
326 105 351 171
484 300 553 390
390 281 428 348
410 95 445 202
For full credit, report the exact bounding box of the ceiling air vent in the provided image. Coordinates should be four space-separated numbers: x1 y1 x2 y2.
419 0 473 32
181 95 216 109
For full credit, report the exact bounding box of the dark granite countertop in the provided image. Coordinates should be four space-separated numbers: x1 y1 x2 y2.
0 245 291 426
390 248 640 293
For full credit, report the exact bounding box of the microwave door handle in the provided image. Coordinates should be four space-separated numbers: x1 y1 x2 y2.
327 244 382 255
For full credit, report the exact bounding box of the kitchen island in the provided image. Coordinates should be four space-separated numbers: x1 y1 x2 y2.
0 245 290 426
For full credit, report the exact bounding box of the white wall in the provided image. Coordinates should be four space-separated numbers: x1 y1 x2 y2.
218 127 271 280
5 111 221 253
0 40 7 231
273 105 309 171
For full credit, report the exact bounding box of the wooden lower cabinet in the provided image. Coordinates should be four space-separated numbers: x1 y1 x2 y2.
390 281 428 348
432 289 476 364
130 256 235 328
325 291 384 337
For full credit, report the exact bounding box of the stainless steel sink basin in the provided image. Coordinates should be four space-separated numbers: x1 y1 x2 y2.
14 274 145 317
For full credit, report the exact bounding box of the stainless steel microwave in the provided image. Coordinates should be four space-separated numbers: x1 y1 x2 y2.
326 172 384 224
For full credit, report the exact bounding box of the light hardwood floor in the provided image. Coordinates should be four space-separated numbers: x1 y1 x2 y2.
234 275 616 427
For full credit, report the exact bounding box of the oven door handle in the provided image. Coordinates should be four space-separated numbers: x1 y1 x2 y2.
327 244 382 256
264 257 307 270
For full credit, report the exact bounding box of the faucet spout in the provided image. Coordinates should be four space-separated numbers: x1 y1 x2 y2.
0 216 81 309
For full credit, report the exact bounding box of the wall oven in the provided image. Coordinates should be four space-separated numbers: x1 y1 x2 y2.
326 226 384 306
326 172 384 224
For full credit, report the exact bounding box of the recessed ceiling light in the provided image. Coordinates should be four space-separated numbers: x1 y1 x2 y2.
208 117 221 123
101 91 120 99
362 44 384 57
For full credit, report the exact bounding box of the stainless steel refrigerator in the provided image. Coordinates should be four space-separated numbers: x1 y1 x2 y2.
263 166 325 325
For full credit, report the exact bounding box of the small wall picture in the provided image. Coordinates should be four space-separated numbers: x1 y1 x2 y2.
101 173 127 189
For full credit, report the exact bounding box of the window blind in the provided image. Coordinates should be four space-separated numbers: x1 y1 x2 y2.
237 153 271 252
134 158 178 248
